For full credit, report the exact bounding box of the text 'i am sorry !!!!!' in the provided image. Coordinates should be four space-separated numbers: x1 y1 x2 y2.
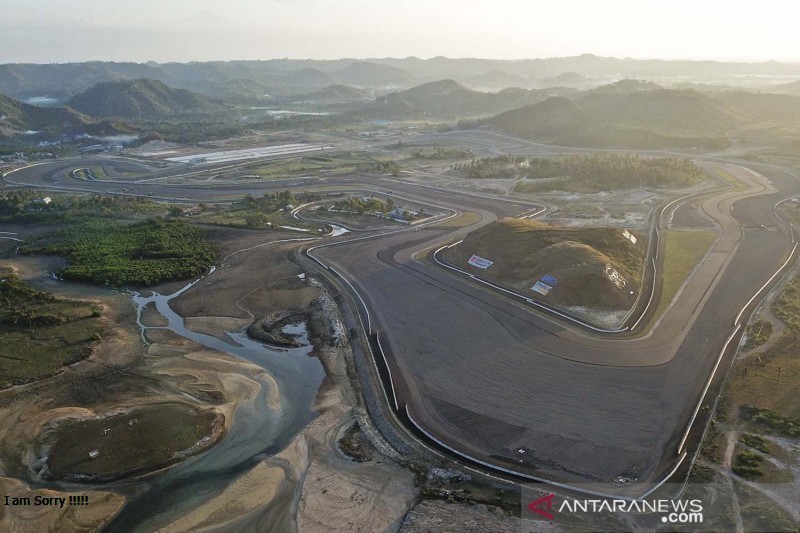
4 494 89 508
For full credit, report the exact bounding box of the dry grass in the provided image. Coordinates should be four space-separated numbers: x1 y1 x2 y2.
443 218 645 310
654 230 717 320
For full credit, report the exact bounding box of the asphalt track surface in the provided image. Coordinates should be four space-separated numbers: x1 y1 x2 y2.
5 147 800 498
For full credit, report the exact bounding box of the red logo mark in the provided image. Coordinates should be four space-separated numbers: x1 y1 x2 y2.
528 493 556 520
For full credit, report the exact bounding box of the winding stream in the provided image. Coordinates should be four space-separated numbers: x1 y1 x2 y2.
103 269 326 531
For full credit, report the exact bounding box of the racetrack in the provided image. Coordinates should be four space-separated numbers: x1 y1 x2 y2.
5 147 800 498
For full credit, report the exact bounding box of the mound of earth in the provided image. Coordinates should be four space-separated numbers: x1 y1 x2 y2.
443 218 645 311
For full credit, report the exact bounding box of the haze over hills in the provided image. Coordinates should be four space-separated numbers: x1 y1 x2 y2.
67 79 228 120
1 56 799 103
373 79 574 118
296 85 372 104
483 87 760 149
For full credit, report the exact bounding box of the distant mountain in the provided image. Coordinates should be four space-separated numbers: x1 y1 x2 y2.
295 84 372 104
3 57 800 102
577 79 662 95
374 79 574 118
769 80 800 95
0 93 90 135
461 69 529 90
539 71 594 88
713 91 800 122
486 89 740 149
282 68 334 88
67 79 228 120
331 62 412 88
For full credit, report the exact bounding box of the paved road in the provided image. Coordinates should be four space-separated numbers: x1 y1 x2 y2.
312 162 799 495
5 150 800 497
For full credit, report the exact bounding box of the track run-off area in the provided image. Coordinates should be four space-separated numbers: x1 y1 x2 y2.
4 144 800 499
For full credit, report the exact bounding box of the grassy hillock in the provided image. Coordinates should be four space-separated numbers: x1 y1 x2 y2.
24 218 216 286
0 268 105 388
443 218 645 310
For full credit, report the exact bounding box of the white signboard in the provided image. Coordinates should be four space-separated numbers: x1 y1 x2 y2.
604 265 627 289
531 281 554 295
468 255 494 269
622 229 638 245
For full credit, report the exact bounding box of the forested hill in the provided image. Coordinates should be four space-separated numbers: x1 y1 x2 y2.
0 93 90 134
485 89 740 150
68 79 228 120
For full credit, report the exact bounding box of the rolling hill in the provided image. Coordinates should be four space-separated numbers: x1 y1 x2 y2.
0 93 91 135
67 79 228 120
486 89 740 149
296 84 372 104
331 62 412 88
374 79 573 118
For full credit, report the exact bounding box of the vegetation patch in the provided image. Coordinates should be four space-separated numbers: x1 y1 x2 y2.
774 277 800 331
739 405 800 437
337 421 374 463
409 146 472 160
43 403 222 481
0 190 164 225
739 433 770 454
442 218 645 311
732 449 764 478
22 218 216 286
250 152 398 178
0 270 105 389
194 190 322 230
744 320 774 349
450 153 707 192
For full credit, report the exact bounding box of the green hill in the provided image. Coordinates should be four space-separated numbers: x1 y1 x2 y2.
299 84 371 103
67 78 228 120
0 93 90 134
374 79 571 118
332 62 412 87
486 89 739 149
443 218 645 311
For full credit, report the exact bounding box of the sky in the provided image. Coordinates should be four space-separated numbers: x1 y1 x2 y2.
0 0 798 64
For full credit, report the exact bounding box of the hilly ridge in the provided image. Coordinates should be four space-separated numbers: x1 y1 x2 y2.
67 79 228 120
486 89 741 149
0 94 90 136
374 79 573 118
